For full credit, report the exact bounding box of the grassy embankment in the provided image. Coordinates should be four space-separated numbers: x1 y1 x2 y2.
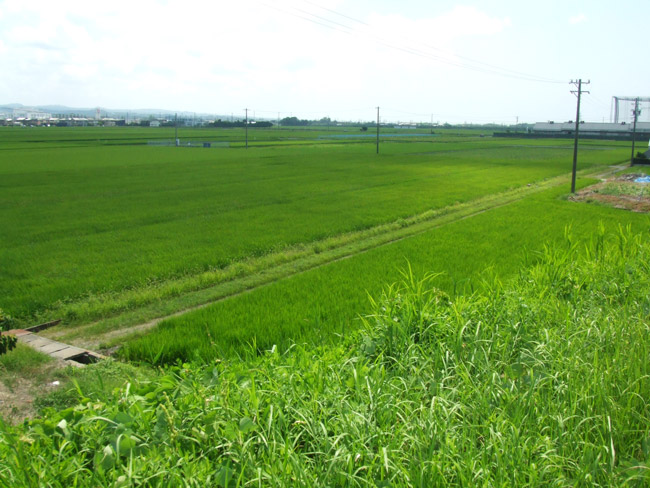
1 226 649 486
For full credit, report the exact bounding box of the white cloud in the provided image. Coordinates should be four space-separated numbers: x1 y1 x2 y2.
1 0 643 123
356 6 511 57
569 13 587 25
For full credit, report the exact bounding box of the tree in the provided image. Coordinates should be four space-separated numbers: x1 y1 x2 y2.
280 116 308 126
0 309 17 356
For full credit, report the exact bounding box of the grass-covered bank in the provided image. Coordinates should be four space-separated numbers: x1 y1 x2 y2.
2 227 649 486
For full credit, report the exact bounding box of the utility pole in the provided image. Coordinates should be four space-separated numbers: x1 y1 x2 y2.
244 108 248 149
630 97 640 165
376 106 380 154
174 113 178 146
570 79 590 193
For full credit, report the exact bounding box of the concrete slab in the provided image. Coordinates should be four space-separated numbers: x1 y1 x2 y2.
27 337 56 349
51 347 87 360
18 333 39 343
40 342 70 354
15 330 105 366
4 329 30 337
25 320 61 333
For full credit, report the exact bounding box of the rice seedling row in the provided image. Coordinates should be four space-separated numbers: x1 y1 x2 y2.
121 183 650 364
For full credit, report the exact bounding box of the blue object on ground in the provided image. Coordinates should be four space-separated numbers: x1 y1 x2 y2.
634 176 650 183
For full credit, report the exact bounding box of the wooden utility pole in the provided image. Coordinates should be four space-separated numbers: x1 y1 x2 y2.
245 108 248 149
376 107 380 154
174 113 178 146
570 79 590 193
630 97 640 165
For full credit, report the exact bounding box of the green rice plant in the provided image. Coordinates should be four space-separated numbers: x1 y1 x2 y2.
121 183 650 364
0 131 631 324
1 226 649 485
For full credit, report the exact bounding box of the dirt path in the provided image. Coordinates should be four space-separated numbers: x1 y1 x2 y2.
0 358 69 425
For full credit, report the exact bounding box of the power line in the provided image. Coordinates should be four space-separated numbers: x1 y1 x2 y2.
253 107 372 115
303 0 370 26
259 0 565 84
258 2 355 36
588 94 611 109
306 1 565 83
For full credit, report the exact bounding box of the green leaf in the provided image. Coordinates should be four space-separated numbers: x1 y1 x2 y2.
99 445 116 471
113 434 137 457
237 375 251 389
113 412 134 426
238 416 255 433
215 465 235 487
154 408 170 440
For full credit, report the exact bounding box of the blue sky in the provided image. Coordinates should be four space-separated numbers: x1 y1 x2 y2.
0 0 648 123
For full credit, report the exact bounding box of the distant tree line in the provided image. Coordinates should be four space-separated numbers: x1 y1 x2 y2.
280 117 310 126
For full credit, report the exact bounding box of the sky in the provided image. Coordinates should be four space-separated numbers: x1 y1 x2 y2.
1 0 649 124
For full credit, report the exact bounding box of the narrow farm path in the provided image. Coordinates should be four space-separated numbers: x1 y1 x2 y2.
45 164 627 351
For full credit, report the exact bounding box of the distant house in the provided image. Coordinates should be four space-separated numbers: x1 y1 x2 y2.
150 120 161 128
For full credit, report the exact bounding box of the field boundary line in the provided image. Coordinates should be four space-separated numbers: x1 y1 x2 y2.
44 164 624 349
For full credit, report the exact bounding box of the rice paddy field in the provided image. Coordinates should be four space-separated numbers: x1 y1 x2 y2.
0 126 633 328
120 183 650 364
2 125 650 486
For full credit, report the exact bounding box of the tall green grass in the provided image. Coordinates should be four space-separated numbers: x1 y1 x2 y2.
2 226 649 486
121 183 650 364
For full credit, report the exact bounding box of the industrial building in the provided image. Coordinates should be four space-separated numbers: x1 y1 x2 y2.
532 121 650 140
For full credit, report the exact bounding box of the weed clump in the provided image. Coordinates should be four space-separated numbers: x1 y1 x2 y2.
0 309 17 356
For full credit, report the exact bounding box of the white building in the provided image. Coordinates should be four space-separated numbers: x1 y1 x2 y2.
533 121 650 137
